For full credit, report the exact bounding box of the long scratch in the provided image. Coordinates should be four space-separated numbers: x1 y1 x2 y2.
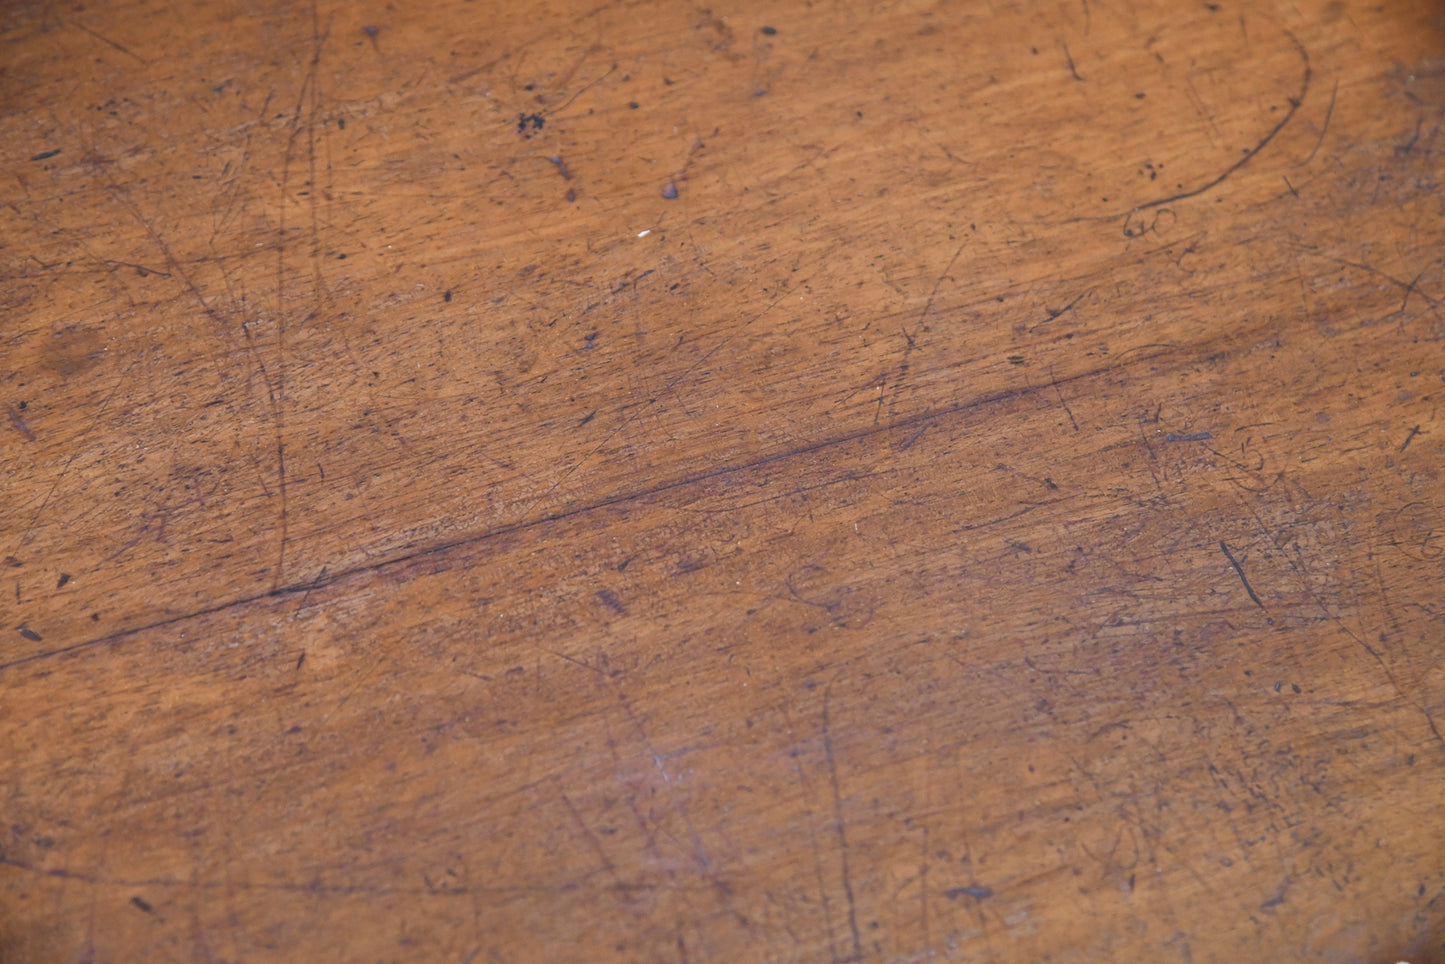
1298 77 1337 167
66 18 150 64
823 687 863 962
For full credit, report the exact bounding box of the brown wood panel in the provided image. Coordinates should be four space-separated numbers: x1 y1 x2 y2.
2 0 1444 960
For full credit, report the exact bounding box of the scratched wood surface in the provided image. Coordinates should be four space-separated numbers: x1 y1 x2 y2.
3 0 1444 959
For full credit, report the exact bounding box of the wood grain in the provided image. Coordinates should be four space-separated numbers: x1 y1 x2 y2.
3 0 1444 959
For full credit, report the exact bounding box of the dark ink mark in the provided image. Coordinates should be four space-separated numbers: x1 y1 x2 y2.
7 404 35 442
1401 425 1421 453
30 149 61 161
363 25 380 52
4 556 19 567
1220 540 1266 611
444 290 453 303
761 25 777 35
337 116 346 129
130 896 154 913
661 180 678 200
566 188 577 202
296 651 306 670
1261 893 1285 909
596 589 626 615
1007 355 1025 365
547 156 572 180
944 885 994 900
579 409 596 426
1123 33 1310 234
56 573 70 589
17 626 42 642
1282 175 1299 198
628 101 640 109
1063 43 1083 82
1291 683 1301 694
1165 431 1213 442
517 113 545 137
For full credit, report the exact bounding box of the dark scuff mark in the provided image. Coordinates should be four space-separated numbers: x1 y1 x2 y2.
130 896 154 913
944 885 994 900
17 625 42 642
7 404 35 441
56 573 70 589
596 589 626 615
898 423 929 450
1165 431 1213 442
30 149 61 161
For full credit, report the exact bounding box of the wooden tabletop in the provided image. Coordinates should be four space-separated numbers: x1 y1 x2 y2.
3 0 1443 960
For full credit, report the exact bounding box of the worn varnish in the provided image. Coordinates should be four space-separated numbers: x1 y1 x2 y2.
2 0 1444 959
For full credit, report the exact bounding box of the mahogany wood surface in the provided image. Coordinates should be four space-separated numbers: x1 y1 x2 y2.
3 0 1444 959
